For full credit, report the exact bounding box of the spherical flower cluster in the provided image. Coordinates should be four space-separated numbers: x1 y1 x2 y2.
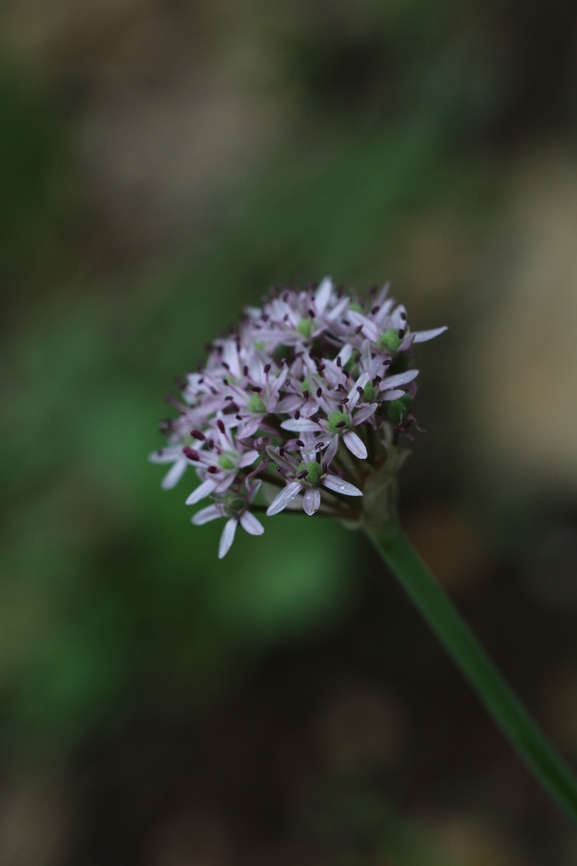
150 278 446 557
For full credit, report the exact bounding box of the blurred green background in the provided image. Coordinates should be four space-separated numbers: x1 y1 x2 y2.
2 1 577 863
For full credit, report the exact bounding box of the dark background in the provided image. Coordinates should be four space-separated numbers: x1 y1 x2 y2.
2 1 577 863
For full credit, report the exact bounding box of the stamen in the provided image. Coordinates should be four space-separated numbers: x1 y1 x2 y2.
183 447 200 461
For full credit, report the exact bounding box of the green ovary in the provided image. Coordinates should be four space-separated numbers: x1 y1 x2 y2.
377 329 402 353
363 382 377 402
386 394 412 424
297 461 323 485
327 410 351 434
297 318 313 339
247 394 266 414
218 453 237 470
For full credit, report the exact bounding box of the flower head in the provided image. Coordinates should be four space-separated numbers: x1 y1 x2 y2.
150 278 446 556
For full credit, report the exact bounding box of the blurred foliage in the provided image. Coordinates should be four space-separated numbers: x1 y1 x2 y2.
0 66 66 293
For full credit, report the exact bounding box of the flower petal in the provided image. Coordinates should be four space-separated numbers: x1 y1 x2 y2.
382 369 419 389
382 389 405 401
192 505 222 525
185 478 217 505
239 449 260 468
303 487 321 515
149 447 183 464
280 418 320 432
412 326 448 343
266 481 303 516
314 276 333 314
352 403 377 425
240 510 265 536
323 436 339 465
161 458 187 490
323 475 363 496
343 430 368 459
218 518 238 558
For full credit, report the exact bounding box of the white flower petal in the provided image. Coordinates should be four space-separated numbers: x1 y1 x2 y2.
239 449 259 468
314 276 333 314
337 344 353 366
218 518 238 558
266 481 303 516
325 296 350 322
353 403 378 425
348 372 370 406
382 389 405 401
343 430 368 459
149 447 182 464
161 458 187 490
240 510 265 536
323 475 363 496
382 369 419 389
185 478 217 505
303 487 321 515
412 326 448 343
192 505 222 525
280 418 320 432
324 436 339 465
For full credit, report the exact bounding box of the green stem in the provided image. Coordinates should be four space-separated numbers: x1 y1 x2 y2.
365 522 577 825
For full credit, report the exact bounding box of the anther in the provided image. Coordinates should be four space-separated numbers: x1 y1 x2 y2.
335 420 347 428
207 466 219 474
217 420 225 434
297 469 308 479
316 388 322 397
355 325 363 334
295 410 300 419
183 447 200 461
303 390 309 399
264 364 271 374
296 439 305 447
190 430 205 440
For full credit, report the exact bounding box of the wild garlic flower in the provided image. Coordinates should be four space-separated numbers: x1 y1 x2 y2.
150 278 446 557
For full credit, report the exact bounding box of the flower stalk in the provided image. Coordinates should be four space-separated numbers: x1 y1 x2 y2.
361 477 577 824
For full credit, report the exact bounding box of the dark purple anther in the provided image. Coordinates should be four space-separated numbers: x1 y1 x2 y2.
183 447 200 461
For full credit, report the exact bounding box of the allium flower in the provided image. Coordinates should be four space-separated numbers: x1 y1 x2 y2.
150 278 446 556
